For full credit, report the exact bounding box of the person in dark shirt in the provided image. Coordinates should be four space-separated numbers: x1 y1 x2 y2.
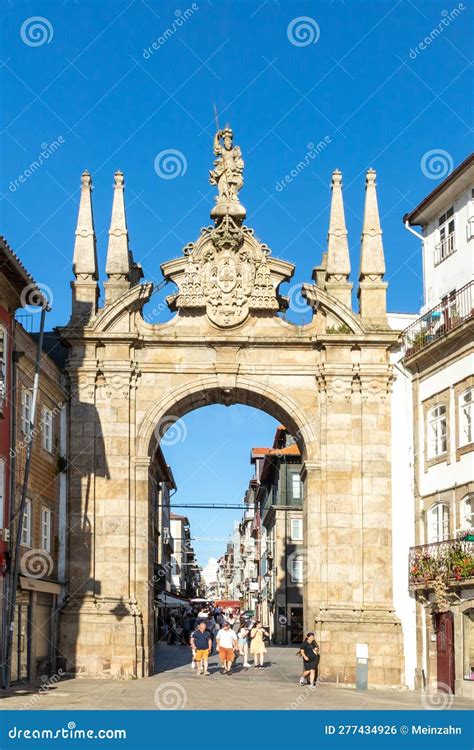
298 632 320 687
190 621 212 675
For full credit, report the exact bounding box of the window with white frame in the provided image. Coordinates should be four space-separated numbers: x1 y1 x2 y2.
427 403 447 458
42 407 53 453
290 517 303 541
290 555 304 583
21 499 32 546
291 472 301 500
461 495 474 530
435 206 455 264
459 388 473 446
41 506 52 552
427 503 450 543
21 389 32 436
0 459 5 529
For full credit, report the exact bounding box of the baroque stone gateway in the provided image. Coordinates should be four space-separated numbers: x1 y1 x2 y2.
59 129 404 686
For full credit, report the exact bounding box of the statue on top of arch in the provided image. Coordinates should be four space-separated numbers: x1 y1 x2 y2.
209 127 246 223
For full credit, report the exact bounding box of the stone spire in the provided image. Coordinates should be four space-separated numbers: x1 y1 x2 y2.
325 169 352 308
357 168 387 324
70 170 99 321
104 171 132 305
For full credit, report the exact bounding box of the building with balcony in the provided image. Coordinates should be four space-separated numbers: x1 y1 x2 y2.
403 153 474 698
169 513 201 599
251 426 304 644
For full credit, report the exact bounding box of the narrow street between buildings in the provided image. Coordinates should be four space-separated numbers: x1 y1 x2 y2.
1 644 472 711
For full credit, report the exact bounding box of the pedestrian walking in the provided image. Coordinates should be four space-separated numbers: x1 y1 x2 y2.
298 632 320 686
190 621 212 676
216 621 238 675
205 613 217 654
237 625 251 667
250 621 269 668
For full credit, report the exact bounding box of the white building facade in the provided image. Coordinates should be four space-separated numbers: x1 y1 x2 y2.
402 154 474 698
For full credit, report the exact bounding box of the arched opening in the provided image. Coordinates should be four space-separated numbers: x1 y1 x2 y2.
140 386 312 674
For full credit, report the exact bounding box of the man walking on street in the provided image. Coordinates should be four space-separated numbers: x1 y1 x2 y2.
216 621 238 675
190 621 212 676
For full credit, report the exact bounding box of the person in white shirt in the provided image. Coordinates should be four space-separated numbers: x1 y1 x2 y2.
216 622 238 674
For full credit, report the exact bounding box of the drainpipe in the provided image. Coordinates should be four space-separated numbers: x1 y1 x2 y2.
404 220 426 307
3 306 47 689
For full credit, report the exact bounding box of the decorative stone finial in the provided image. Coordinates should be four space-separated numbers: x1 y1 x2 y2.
357 168 387 324
359 168 386 280
71 170 99 321
73 170 98 279
326 169 351 279
209 127 246 223
325 169 352 308
104 170 132 305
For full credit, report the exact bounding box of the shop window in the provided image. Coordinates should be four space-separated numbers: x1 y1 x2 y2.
427 503 450 543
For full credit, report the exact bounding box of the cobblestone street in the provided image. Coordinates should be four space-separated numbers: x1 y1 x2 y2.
1 645 472 711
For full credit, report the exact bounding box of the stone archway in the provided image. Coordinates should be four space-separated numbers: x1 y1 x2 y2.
59 131 404 686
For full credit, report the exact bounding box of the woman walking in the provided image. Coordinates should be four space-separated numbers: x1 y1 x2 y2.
298 632 320 687
237 625 251 668
250 621 269 669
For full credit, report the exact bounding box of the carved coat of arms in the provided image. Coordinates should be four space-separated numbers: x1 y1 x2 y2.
160 126 294 328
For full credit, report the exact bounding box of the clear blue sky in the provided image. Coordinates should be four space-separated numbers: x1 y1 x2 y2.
1 0 471 565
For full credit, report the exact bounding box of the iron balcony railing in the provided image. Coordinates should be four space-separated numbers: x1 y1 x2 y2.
434 231 456 265
409 537 474 587
402 281 474 358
